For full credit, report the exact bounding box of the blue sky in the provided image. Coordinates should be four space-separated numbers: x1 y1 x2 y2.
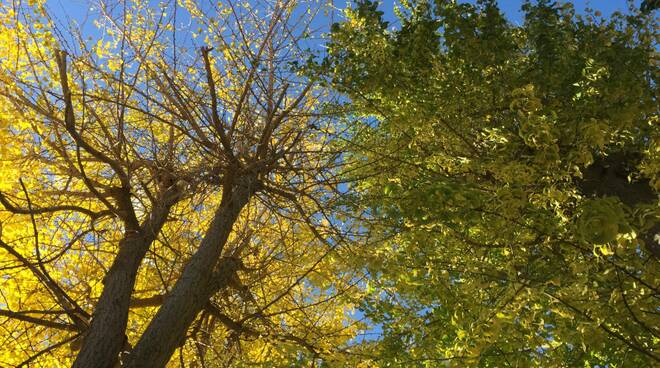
461 0 639 22
331 1 642 25
494 0 641 21
45 0 643 33
41 0 645 67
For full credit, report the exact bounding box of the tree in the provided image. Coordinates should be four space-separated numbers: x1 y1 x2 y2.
641 0 659 14
328 0 658 366
0 0 362 366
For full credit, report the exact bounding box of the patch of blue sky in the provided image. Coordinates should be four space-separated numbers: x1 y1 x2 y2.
43 1 646 49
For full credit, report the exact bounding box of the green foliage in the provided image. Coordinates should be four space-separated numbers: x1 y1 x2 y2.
328 0 659 366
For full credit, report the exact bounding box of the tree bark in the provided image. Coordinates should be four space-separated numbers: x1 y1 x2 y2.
73 204 173 368
124 175 256 368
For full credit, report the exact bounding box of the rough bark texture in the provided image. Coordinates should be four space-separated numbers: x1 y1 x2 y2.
72 205 173 368
125 175 256 368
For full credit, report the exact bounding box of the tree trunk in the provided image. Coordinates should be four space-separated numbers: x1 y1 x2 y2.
125 175 256 368
73 205 172 368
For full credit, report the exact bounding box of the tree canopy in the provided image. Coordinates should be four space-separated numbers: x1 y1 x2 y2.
328 0 658 366
0 0 361 366
0 0 658 367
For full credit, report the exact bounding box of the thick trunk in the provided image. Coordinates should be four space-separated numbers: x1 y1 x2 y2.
73 206 172 368
125 176 255 368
